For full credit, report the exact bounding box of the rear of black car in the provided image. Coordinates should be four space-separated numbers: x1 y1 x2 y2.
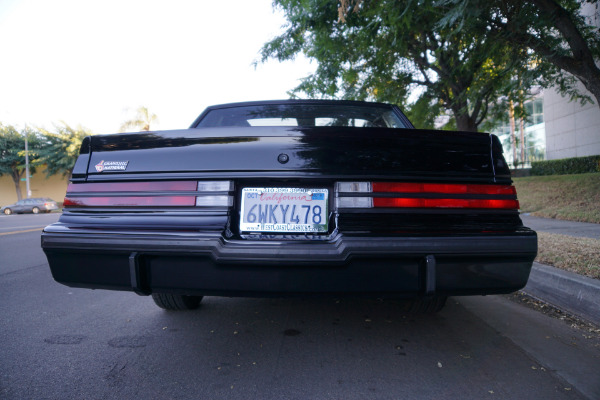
41 100 537 311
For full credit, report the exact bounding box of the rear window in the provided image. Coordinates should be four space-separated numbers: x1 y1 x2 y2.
196 104 407 129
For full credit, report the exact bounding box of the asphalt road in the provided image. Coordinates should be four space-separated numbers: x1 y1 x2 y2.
1 213 599 400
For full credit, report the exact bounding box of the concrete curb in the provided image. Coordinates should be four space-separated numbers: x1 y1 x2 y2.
524 262 600 326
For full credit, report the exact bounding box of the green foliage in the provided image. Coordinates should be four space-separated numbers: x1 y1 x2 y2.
0 124 22 178
37 123 93 178
1 122 92 199
403 95 443 130
0 124 42 176
0 124 43 200
261 0 537 131
531 155 600 176
438 0 600 106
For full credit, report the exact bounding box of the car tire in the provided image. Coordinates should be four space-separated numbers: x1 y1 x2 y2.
407 296 447 313
32 207 40 214
151 293 203 310
3 208 12 215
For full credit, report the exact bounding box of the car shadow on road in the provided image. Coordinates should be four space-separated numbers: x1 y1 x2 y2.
118 296 576 400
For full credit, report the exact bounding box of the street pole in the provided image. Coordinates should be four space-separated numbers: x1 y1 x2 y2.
25 133 31 198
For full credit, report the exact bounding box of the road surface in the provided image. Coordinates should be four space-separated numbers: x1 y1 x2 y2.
1 213 598 399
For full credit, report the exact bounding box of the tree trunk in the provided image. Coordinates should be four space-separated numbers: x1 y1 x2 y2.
579 68 600 108
525 0 600 108
11 169 23 201
454 113 478 132
519 112 525 166
509 101 518 167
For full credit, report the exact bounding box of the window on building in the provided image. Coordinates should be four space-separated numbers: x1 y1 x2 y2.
525 98 544 126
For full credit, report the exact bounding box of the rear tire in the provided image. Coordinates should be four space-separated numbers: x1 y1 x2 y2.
151 293 203 310
3 208 12 215
407 296 447 313
32 207 40 214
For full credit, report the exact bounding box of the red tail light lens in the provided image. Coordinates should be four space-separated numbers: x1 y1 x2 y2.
337 182 519 210
371 182 516 196
372 198 520 209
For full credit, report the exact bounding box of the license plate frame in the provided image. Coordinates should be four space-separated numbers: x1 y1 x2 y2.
239 187 329 233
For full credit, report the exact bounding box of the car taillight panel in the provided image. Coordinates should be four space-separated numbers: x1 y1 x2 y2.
336 181 519 210
65 181 199 193
63 180 234 208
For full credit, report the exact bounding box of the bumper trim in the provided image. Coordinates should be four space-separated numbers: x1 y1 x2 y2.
423 255 436 295
42 226 537 297
42 226 536 265
129 252 150 296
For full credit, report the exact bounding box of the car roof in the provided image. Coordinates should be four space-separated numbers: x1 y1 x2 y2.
190 99 404 129
203 99 396 111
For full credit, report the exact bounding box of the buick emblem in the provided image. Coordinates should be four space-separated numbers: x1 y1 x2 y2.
95 160 105 172
277 153 289 164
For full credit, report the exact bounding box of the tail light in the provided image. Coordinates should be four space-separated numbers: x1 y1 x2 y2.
63 181 233 208
336 182 519 210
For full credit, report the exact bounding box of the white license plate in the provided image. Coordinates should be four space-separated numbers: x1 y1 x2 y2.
240 187 328 233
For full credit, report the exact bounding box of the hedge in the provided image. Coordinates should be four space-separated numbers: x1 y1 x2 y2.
531 155 600 176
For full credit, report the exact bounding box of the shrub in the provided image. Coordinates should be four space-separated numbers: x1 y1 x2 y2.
531 155 600 176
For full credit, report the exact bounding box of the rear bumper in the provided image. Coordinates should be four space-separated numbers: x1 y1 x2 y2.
41 225 537 298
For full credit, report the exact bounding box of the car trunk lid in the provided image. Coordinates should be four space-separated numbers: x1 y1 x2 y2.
75 127 509 183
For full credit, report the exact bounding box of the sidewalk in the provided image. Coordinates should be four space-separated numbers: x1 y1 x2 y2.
519 214 600 325
520 214 600 239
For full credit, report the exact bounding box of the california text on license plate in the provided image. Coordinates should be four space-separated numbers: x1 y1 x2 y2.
240 188 328 233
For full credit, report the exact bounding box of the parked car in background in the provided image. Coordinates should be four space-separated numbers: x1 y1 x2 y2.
2 198 58 215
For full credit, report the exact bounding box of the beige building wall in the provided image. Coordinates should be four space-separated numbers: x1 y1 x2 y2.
543 3 600 160
0 170 69 207
543 82 600 160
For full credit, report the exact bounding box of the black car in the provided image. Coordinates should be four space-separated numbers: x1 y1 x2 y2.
2 197 58 215
41 100 537 312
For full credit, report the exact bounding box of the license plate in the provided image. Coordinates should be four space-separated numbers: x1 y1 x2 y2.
240 187 328 233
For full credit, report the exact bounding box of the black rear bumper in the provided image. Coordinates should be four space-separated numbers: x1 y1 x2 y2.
41 226 537 298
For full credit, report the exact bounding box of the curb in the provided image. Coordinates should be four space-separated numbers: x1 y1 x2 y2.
524 262 600 326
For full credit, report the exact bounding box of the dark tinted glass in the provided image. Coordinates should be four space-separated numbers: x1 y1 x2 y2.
197 104 407 129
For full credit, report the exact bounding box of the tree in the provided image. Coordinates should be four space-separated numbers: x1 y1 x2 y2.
37 123 93 179
260 0 536 131
440 0 600 106
119 106 158 132
0 124 41 201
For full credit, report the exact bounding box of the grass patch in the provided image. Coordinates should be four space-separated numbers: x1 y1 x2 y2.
536 232 600 280
514 172 600 223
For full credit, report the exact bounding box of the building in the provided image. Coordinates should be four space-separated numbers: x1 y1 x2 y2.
493 82 600 168
493 2 600 166
544 81 600 160
0 170 68 208
492 94 546 168
543 1 600 160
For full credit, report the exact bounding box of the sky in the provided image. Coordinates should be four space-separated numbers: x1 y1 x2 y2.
0 0 315 134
